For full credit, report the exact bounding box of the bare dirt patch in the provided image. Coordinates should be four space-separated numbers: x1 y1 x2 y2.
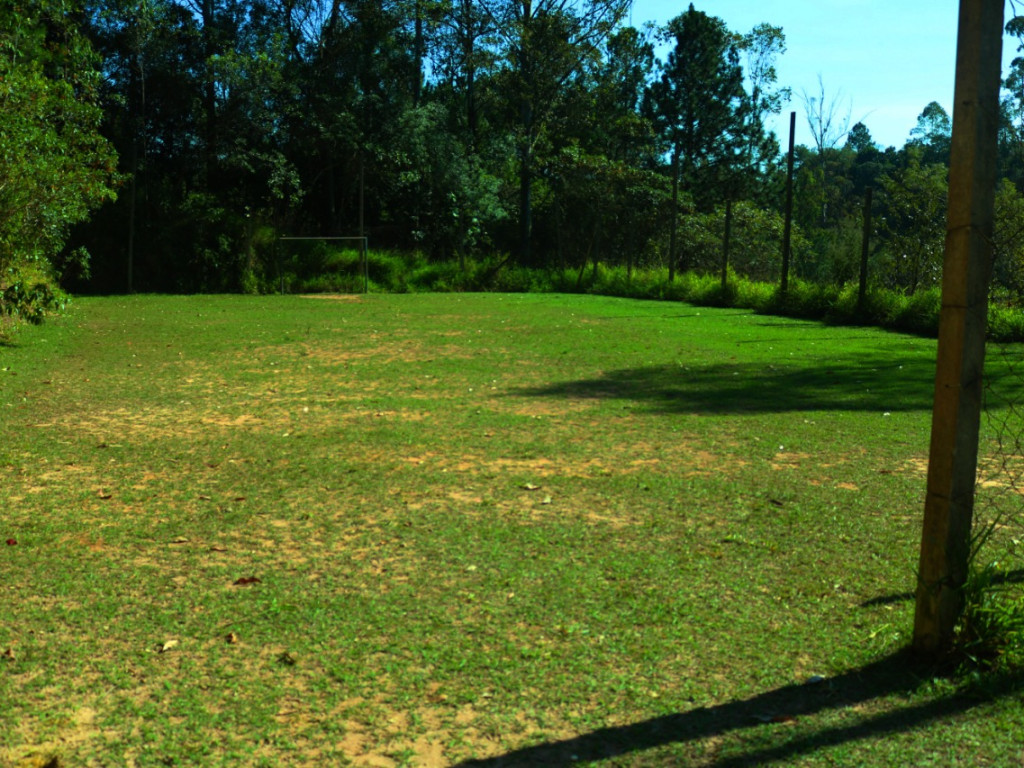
300 294 363 302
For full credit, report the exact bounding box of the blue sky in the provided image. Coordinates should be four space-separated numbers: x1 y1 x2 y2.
628 0 1021 150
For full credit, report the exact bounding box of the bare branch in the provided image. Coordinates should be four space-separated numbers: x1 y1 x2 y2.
798 74 852 152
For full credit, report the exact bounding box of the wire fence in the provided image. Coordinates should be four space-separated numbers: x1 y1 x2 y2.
975 340 1024 572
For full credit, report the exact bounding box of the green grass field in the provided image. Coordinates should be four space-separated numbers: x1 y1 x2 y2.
2 293 1023 767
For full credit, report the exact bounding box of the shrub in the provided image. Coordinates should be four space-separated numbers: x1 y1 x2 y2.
988 304 1024 343
890 287 942 336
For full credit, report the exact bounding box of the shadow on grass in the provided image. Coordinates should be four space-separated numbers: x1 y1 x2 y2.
455 650 1023 767
513 355 938 414
860 569 1024 608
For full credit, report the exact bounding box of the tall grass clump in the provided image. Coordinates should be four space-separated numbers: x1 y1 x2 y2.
955 560 1024 672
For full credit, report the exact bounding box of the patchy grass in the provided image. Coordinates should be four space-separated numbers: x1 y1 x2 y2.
2 293 1023 767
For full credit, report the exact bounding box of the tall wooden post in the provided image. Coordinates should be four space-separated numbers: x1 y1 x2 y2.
913 0 1003 657
780 111 796 294
857 187 872 315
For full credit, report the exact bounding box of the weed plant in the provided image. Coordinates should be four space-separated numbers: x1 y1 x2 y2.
955 561 1024 671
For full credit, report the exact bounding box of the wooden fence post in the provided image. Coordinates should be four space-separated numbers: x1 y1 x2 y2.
858 187 872 315
781 111 796 295
913 0 1003 657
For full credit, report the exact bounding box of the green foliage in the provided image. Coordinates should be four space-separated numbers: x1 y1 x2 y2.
800 215 864 285
544 146 669 272
993 179 1024 303
1 279 68 325
648 4 747 207
391 103 508 259
0 0 119 319
907 101 952 165
677 201 810 282
876 150 948 293
24 0 1024 320
884 287 943 336
987 302 1024 343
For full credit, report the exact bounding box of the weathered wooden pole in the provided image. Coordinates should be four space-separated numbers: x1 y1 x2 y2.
780 111 796 295
857 187 872 315
913 0 1003 658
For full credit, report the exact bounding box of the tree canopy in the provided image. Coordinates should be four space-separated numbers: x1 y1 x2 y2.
0 0 119 320
4 2 1024 311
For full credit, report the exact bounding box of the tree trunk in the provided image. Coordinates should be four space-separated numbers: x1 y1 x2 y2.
413 0 424 108
519 142 533 265
202 0 218 184
668 148 680 282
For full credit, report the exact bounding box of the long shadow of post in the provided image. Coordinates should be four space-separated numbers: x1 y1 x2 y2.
490 355 1024 764
455 650 1023 767
512 355 938 415
514 345 1024 416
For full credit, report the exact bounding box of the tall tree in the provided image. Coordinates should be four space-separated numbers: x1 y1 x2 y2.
877 148 948 292
479 0 630 265
799 75 851 153
1000 16 1024 189
796 75 855 230
589 23 657 163
648 3 746 278
735 23 787 187
0 0 119 314
433 0 496 149
908 101 953 165
845 121 875 153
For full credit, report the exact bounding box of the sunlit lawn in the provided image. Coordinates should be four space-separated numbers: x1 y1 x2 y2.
2 293 1023 767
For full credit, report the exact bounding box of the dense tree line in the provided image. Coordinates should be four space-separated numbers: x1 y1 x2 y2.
5 1 1024 308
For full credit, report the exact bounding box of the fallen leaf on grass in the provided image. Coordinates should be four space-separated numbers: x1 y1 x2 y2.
5 538 16 546
277 651 296 666
522 483 541 491
225 632 239 644
209 546 228 552
198 495 213 501
753 713 798 724
233 576 261 586
2 648 15 661
159 639 179 653
541 495 552 505
97 491 113 500
170 537 189 545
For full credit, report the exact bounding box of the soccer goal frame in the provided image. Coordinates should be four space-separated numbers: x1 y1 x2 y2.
278 236 369 294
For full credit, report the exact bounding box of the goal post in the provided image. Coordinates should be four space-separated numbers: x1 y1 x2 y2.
278 236 369 294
